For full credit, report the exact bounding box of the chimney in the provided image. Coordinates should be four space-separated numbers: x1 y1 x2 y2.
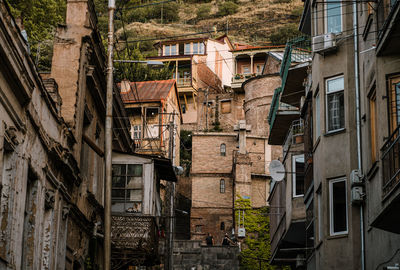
234 120 251 154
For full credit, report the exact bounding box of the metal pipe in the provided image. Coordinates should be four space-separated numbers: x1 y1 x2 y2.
353 2 365 270
104 0 115 269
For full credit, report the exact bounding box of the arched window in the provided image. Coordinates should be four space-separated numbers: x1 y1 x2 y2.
220 143 226 156
220 222 225 230
220 179 225 193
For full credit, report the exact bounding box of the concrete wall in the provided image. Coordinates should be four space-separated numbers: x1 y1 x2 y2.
173 240 239 270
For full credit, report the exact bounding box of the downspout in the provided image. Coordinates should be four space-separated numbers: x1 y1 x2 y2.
353 3 365 270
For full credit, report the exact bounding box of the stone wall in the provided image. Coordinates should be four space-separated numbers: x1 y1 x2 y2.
172 240 239 270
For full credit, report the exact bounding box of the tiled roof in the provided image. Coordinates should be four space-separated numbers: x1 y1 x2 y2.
232 43 285 52
119 79 176 104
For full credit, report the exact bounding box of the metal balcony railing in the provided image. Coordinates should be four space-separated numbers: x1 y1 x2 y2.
282 119 304 159
381 125 400 198
377 0 399 41
268 87 299 132
280 36 311 92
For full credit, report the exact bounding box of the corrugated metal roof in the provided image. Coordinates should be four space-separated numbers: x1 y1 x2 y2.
269 51 312 63
119 79 176 104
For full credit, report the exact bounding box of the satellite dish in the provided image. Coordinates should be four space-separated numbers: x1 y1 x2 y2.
269 160 285 182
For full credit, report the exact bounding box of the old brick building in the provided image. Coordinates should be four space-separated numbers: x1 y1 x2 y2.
190 52 283 244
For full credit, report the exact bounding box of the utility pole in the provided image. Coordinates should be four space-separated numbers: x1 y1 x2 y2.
104 0 115 269
167 116 175 270
205 87 209 132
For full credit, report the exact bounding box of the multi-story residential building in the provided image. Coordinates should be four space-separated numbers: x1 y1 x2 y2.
119 79 182 165
147 36 233 129
281 1 400 270
231 44 285 90
267 37 312 268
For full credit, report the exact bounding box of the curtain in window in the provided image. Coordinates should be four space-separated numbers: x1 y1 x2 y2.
326 0 342 33
327 91 344 131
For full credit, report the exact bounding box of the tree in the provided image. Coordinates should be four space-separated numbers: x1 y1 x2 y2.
216 1 239 17
269 24 301 46
114 44 173 82
235 197 289 270
8 0 66 70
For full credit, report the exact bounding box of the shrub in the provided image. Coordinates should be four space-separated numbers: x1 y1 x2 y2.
216 1 239 17
269 23 301 45
196 4 212 20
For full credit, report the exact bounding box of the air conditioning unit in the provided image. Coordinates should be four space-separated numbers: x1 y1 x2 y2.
238 227 246 238
350 169 363 186
312 33 337 53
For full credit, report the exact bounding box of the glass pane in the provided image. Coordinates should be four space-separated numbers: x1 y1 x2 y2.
326 1 342 33
193 42 199 54
199 43 205 54
327 91 344 131
316 94 321 138
112 189 125 199
171 45 177 55
111 201 125 212
327 77 344 93
332 181 347 233
184 43 191 54
112 164 125 176
128 164 143 176
395 83 400 126
125 201 142 213
127 189 142 201
127 176 142 189
165 45 170 56
295 156 305 196
112 176 125 188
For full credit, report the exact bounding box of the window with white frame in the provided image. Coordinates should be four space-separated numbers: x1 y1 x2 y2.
326 76 344 132
164 44 177 56
325 0 342 33
292 154 305 197
317 191 323 241
242 65 250 74
131 125 142 140
112 164 143 213
184 43 191 55
315 92 321 139
329 178 348 235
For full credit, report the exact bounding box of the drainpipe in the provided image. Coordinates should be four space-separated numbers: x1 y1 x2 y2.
353 3 365 270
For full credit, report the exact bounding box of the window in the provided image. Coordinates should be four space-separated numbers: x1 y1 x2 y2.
220 179 225 193
131 125 141 140
315 92 321 139
369 90 377 163
326 76 345 132
195 225 202 233
181 104 186 114
256 64 263 74
313 6 318 36
220 222 225 230
164 44 177 56
329 178 348 235
193 42 199 54
292 155 305 197
184 43 191 55
388 75 400 135
220 143 226 156
242 65 250 74
112 164 143 213
317 191 323 241
221 100 231 114
325 0 342 33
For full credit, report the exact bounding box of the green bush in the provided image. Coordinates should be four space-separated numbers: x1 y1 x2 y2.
196 4 212 20
216 1 239 17
269 23 301 45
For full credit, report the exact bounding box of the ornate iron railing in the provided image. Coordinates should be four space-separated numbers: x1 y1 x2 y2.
381 125 400 198
377 0 399 41
111 215 159 269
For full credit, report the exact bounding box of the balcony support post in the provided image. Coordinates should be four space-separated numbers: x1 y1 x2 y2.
250 54 254 74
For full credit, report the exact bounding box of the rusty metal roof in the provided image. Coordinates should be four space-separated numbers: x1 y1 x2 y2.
119 79 177 104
